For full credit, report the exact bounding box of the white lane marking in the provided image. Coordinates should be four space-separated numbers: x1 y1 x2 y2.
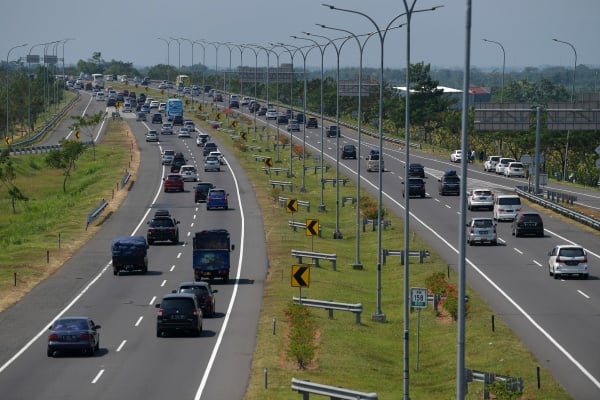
177 252 182 259
91 369 104 384
187 231 191 237
514 248 523 255
170 265 175 272
149 296 156 306
445 204 451 209
116 340 127 352
533 260 542 267
577 290 590 299
160 280 167 287
434 198 440 203
134 316 143 327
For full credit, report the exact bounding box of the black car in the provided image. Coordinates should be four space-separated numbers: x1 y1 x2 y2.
170 153 187 173
155 293 203 337
295 113 305 124
172 281 218 318
147 212 180 244
258 107 267 116
326 125 340 137
151 113 163 124
138 93 147 103
194 182 215 203
229 100 240 109
512 212 544 237
203 142 218 156
107 98 116 107
306 117 318 129
341 144 357 159
172 115 184 126
276 114 288 125
402 178 426 198
438 170 460 195
408 163 425 178
47 317 101 357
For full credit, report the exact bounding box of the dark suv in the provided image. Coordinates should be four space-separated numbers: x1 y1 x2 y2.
146 211 180 244
511 212 544 237
408 163 425 178
306 117 318 129
151 113 163 124
155 293 203 337
402 178 426 198
341 144 357 159
438 170 460 196
172 115 184 126
203 142 218 156
194 182 215 203
170 153 187 173
172 281 218 318
326 125 340 137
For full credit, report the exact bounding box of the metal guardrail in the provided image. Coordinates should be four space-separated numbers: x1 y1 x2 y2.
515 186 600 231
288 221 321 236
362 217 392 232
291 377 377 400
291 249 336 269
321 177 349 188
262 167 289 176
292 297 363 325
269 180 294 191
120 170 131 189
382 249 430 265
86 199 108 230
465 368 523 396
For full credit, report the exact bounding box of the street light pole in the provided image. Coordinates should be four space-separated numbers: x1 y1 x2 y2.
552 38 577 180
170 37 182 86
482 38 505 103
157 37 174 85
6 43 28 142
242 44 260 141
27 42 46 135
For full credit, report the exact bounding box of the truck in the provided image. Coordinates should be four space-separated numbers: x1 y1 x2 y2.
192 229 235 283
111 236 149 275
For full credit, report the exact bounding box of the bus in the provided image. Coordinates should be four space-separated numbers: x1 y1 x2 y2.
91 73 104 89
166 98 183 121
175 75 190 90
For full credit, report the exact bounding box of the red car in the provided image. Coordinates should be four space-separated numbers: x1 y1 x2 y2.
163 174 184 192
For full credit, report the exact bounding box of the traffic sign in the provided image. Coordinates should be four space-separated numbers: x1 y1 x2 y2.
241 131 247 141
411 287 428 308
75 131 80 139
231 120 237 128
305 219 319 236
286 199 298 213
264 157 273 168
291 265 310 287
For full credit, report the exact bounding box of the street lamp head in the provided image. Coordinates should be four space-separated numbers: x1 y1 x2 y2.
322 3 335 9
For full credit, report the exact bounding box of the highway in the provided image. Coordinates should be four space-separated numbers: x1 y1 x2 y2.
0 90 599 399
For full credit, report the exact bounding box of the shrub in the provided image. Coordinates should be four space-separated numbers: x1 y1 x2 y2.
284 303 317 369
424 271 465 320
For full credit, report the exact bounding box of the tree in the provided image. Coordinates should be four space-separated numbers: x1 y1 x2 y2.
70 111 106 160
0 152 28 213
45 139 86 193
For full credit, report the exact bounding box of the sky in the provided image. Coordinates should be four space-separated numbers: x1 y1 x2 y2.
2 0 599 73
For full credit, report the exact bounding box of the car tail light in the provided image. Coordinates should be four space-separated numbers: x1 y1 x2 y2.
49 333 59 341
157 307 164 317
80 332 91 340
493 226 497 233
192 307 199 316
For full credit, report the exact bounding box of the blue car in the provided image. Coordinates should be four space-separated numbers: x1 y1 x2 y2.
206 188 228 210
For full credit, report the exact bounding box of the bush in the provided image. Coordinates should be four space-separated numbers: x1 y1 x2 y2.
360 196 387 220
284 303 317 369
424 271 465 320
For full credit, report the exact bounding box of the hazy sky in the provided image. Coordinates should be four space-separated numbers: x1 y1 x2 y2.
2 0 598 72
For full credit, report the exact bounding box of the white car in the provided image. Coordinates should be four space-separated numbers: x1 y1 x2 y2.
177 127 192 138
179 165 198 182
450 150 462 163
209 151 225 165
204 156 221 172
158 103 166 113
467 189 494 211
504 162 525 177
495 158 516 174
162 149 175 165
484 155 501 172
161 123 173 135
145 130 158 142
96 92 105 101
548 245 589 279
265 109 277 120
149 100 160 109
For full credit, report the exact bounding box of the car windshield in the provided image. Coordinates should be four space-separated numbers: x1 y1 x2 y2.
558 248 584 257
473 190 492 196
473 219 493 228
180 287 209 297
150 218 175 227
206 156 218 162
499 197 520 205
53 319 87 331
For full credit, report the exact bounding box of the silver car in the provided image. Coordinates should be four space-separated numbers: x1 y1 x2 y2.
204 156 221 172
467 189 494 211
548 245 589 279
466 217 497 246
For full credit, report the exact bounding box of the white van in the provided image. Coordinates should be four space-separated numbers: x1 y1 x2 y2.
493 195 522 221
366 149 384 172
96 92 105 101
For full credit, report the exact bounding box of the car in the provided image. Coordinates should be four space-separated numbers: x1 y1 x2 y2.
162 149 175 165
450 150 462 163
277 114 289 125
341 144 357 159
184 120 196 132
407 163 425 178
229 100 240 109
306 117 318 128
438 170 460 195
548 245 589 280
495 157 516 174
366 149 384 172
196 133 210 147
177 127 192 138
209 151 225 165
145 130 158 142
107 98 117 107
138 93 147 103
466 217 497 246
265 109 277 120
204 156 221 172
170 153 187 173
504 162 525 177
161 123 173 135
172 115 184 126
493 195 522 221
287 120 300 132
149 100 159 109
136 112 147 122
155 293 203 337
122 103 132 113
213 93 223 102
163 173 184 192
206 188 228 210
179 165 198 182
203 142 218 156
248 101 261 113
172 281 218 318
158 103 166 113
512 212 544 237
96 92 105 101
151 113 163 124
326 125 340 137
257 107 267 116
47 317 101 357
484 155 502 172
147 212 180 245
295 113 305 124
194 182 215 203
467 189 494 210
241 96 251 106
158 82 167 89
402 177 426 198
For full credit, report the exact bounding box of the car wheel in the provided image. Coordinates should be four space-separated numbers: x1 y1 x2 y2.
113 269 118 276
156 329 162 338
95 340 100 351
172 236 179 244
142 266 148 274
582 274 589 280
47 348 54 357
492 240 497 246
553 271 560 280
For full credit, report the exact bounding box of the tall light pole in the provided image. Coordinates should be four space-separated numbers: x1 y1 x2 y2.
242 44 260 140
157 37 174 84
292 35 327 211
194 40 207 103
170 37 182 83
325 3 441 398
6 43 28 142
552 38 577 180
27 42 46 134
482 38 505 103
